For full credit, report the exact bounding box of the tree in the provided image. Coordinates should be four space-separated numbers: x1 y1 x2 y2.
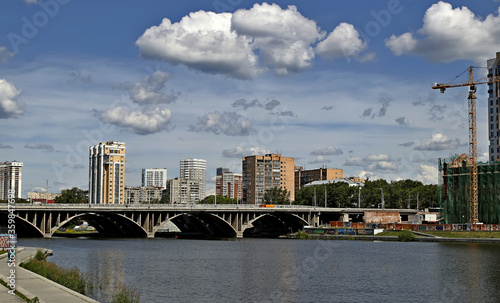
54 187 87 204
263 187 290 205
201 195 237 204
294 178 438 209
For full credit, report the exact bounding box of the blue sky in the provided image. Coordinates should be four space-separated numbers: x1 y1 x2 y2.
1 0 499 196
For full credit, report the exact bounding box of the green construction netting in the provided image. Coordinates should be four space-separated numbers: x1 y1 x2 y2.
439 157 500 224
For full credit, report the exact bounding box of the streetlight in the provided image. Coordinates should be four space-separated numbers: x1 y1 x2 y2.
358 186 361 208
379 188 385 209
45 179 48 205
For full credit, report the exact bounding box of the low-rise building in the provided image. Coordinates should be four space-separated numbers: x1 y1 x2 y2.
125 186 163 204
295 167 343 192
166 178 200 204
27 191 60 201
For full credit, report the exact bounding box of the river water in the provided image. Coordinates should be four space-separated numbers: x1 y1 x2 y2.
19 238 500 303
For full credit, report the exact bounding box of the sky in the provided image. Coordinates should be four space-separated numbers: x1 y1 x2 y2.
1 0 500 197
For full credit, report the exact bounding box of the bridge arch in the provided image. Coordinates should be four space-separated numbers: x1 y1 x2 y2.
9 214 45 238
54 212 148 238
244 212 308 237
153 212 237 237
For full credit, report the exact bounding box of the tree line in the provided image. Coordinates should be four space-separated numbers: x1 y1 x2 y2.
278 179 438 210
42 179 439 209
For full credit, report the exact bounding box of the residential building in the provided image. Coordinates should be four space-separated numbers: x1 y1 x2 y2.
125 186 164 204
242 154 295 204
89 141 126 204
27 191 60 201
295 167 343 192
166 178 200 204
216 167 229 176
142 168 167 189
216 172 243 200
0 161 22 200
180 158 206 199
487 52 500 161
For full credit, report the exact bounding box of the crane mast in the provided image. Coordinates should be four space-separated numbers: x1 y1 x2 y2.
432 66 500 223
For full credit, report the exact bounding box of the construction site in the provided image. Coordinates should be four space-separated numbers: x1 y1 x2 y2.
435 52 500 225
439 154 500 224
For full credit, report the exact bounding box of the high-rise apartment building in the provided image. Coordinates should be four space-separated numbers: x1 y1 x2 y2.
142 168 167 189
0 161 23 200
166 178 200 204
487 52 500 162
242 154 295 204
180 158 206 199
295 167 343 192
89 141 126 204
216 172 243 200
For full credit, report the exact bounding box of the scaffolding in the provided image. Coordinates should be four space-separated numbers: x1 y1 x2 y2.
439 154 500 224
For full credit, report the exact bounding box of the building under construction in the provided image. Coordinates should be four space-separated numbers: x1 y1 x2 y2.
439 154 500 224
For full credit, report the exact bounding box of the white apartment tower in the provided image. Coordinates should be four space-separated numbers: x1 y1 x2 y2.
0 161 23 200
487 52 500 162
89 141 126 204
142 168 167 189
180 158 206 199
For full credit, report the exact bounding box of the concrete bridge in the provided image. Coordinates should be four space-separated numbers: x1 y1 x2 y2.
0 204 419 238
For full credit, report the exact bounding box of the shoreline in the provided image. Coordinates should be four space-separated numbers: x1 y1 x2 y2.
304 234 500 243
0 247 98 303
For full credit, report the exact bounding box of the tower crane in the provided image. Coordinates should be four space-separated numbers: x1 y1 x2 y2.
432 66 500 223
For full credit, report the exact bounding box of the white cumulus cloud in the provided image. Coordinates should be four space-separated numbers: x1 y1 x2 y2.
232 3 323 75
345 154 397 173
222 145 271 158
414 133 461 151
316 23 373 62
0 79 25 119
129 71 177 104
385 1 500 63
416 164 438 184
98 106 172 135
136 11 260 80
137 3 368 79
190 111 254 136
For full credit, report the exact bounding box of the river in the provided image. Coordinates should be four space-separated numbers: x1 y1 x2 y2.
19 238 500 303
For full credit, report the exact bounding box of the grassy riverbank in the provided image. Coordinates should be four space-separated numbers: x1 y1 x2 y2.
20 250 141 302
421 231 500 238
20 250 92 295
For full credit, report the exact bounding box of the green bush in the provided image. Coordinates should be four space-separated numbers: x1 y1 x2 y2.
398 230 416 242
21 256 92 294
34 250 46 261
112 283 141 303
295 231 311 239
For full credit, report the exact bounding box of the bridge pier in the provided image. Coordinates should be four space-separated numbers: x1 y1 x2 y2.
43 233 52 238
147 233 155 239
236 231 244 238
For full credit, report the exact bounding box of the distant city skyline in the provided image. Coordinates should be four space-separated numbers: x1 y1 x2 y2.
1 1 499 197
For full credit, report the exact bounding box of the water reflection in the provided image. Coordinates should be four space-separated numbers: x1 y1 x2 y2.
88 249 125 302
18 238 500 303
